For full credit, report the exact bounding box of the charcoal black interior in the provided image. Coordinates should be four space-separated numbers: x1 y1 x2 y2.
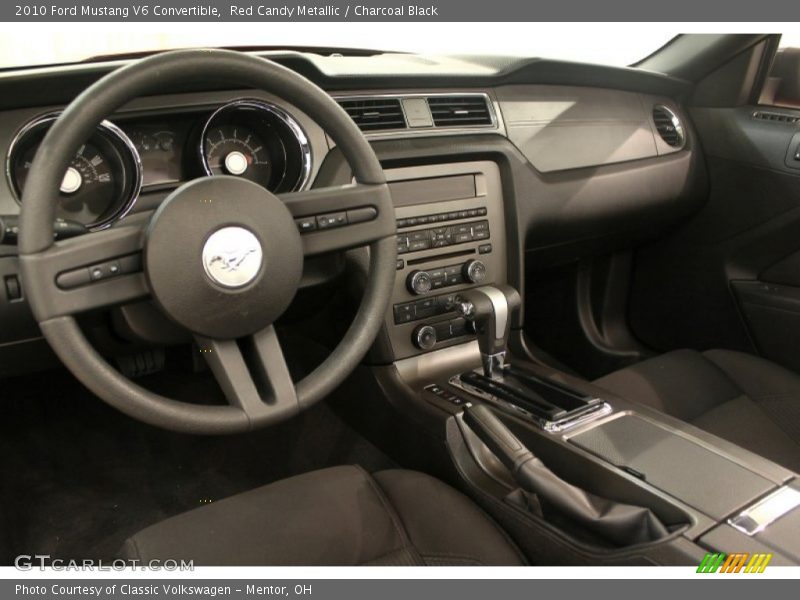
2 34 800 566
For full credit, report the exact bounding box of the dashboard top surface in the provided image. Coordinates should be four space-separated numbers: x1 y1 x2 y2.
0 51 691 112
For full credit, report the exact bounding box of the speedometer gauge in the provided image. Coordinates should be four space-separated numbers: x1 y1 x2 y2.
6 114 142 230
199 100 311 193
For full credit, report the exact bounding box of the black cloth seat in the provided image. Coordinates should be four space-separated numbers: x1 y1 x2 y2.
121 465 524 566
594 349 800 473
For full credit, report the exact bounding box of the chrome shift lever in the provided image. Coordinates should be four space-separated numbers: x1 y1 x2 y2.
455 285 522 379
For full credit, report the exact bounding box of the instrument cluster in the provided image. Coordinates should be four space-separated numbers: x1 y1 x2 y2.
5 99 312 230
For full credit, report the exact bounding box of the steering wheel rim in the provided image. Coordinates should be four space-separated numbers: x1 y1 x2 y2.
18 49 397 434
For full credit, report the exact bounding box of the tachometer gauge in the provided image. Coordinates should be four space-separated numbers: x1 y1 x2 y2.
199 100 311 193
6 114 142 230
203 125 273 184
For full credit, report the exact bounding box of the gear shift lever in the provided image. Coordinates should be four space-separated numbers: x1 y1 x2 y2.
452 285 610 432
455 285 521 378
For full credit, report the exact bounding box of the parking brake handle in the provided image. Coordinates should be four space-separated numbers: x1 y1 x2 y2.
463 404 670 546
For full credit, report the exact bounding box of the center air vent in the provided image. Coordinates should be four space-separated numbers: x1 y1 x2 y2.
337 98 407 132
652 105 685 148
752 110 800 124
428 96 493 127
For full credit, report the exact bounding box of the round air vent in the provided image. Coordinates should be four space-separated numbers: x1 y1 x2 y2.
652 105 685 148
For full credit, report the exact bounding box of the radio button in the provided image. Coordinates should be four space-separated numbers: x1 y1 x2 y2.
435 321 453 340
438 294 458 312
413 325 438 350
393 302 416 324
408 271 434 295
415 297 437 318
450 318 469 338
463 259 487 284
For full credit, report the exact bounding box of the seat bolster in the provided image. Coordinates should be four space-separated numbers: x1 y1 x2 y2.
594 349 740 421
703 350 800 446
690 395 800 473
373 470 526 566
120 466 525 566
121 465 410 566
706 351 800 403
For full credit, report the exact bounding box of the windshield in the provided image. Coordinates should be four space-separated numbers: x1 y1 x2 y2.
0 23 676 70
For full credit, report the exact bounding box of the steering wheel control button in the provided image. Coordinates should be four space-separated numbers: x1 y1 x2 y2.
89 260 121 281
294 207 376 234
56 254 142 290
144 176 303 339
413 324 438 350
316 212 348 229
202 227 263 289
408 270 433 295
295 216 317 232
346 206 378 224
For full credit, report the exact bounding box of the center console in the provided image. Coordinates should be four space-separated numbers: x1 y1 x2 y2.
438 288 798 564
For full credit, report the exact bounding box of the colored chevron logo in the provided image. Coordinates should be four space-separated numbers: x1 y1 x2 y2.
697 552 773 573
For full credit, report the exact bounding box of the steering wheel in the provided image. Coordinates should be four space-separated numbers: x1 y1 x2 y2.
17 49 397 434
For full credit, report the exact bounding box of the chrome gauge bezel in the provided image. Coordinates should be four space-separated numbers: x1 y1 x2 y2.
198 99 312 193
5 112 143 231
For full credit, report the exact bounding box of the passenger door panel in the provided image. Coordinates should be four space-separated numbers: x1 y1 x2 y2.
630 103 800 369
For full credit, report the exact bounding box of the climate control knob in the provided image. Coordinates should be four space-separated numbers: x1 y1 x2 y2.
413 325 437 350
462 259 487 284
407 270 433 295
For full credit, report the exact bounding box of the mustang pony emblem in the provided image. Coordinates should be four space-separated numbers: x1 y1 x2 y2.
201 227 263 288
206 248 257 272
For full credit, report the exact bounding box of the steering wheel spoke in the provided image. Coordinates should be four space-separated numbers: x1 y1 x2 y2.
21 225 149 319
196 327 299 425
279 182 395 255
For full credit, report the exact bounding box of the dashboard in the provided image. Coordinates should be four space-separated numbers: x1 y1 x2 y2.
0 50 707 373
